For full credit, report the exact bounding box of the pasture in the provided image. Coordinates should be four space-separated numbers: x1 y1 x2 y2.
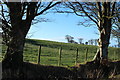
1 39 120 67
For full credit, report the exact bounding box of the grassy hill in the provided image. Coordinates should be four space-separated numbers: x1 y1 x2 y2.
1 39 120 67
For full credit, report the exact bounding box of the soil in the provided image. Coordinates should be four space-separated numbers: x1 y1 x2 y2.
1 60 120 80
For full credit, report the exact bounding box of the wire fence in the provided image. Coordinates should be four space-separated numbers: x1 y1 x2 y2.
1 43 120 67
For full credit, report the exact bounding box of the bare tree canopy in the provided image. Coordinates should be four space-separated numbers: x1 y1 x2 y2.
65 35 74 43
63 2 120 62
1 1 61 70
78 38 83 44
111 3 120 47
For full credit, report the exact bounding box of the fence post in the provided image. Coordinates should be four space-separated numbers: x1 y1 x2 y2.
58 47 62 66
114 51 116 61
31 47 32 55
38 45 41 64
75 48 79 65
85 48 88 62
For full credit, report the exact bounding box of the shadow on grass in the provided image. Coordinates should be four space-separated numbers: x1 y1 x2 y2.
1 60 120 80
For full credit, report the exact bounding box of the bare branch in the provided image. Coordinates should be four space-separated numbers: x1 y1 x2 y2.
35 2 41 15
35 2 61 16
96 2 102 18
77 2 98 27
1 5 7 22
111 2 116 16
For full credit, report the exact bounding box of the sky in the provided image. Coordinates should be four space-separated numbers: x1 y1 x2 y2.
27 12 117 46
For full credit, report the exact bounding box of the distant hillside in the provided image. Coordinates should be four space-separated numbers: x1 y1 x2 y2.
1 38 120 66
26 39 120 55
25 39 98 53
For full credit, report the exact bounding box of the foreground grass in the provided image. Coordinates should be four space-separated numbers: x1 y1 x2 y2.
1 39 120 67
2 61 120 79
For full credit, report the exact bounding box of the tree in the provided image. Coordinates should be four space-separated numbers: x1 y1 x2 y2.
91 39 98 46
111 4 120 47
91 39 94 45
64 2 119 62
88 39 94 45
94 39 98 46
78 38 83 44
112 27 120 47
65 35 74 43
85 42 88 45
74 41 78 44
1 1 60 69
88 40 91 45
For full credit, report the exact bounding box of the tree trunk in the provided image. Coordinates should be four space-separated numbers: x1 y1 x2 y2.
2 3 32 69
99 28 110 60
93 2 111 62
2 29 25 69
2 22 31 78
2 2 38 78
99 2 111 60
93 48 100 61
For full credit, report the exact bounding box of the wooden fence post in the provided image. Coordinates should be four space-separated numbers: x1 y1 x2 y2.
75 48 79 65
85 48 88 62
114 51 116 61
58 47 62 66
31 47 32 54
38 45 41 64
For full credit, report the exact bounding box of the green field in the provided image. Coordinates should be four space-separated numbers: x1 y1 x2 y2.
1 39 120 67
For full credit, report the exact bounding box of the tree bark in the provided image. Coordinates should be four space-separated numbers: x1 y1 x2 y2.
2 3 33 69
2 20 32 78
99 2 111 60
93 2 112 62
2 26 25 69
93 48 100 61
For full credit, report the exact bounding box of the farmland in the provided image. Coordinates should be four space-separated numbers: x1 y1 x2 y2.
1 39 120 67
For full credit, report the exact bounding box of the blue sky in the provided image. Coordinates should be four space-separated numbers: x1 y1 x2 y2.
28 12 117 46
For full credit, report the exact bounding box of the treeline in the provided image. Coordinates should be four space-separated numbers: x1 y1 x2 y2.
25 39 120 55
65 35 98 46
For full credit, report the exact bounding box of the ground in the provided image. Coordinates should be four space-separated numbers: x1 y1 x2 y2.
1 60 120 80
